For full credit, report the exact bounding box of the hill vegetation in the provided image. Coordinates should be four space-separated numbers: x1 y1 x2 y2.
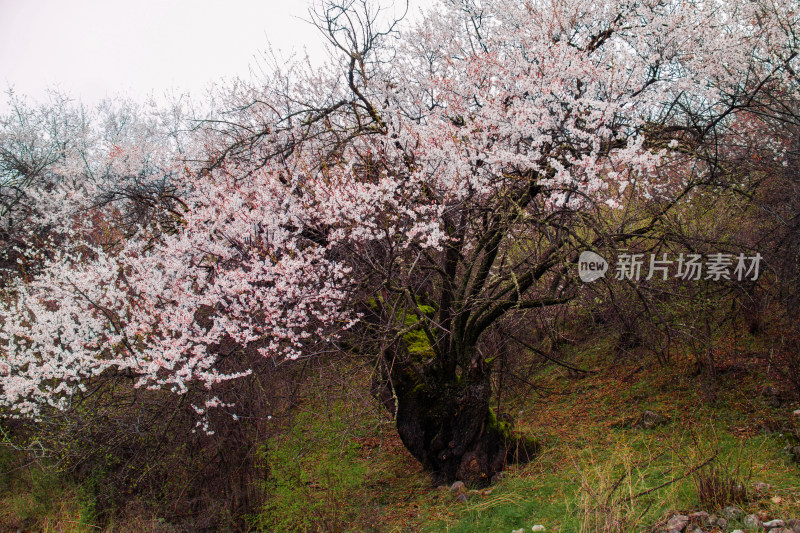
1 0 800 530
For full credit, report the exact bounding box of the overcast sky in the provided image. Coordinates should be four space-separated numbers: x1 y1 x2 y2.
0 0 427 108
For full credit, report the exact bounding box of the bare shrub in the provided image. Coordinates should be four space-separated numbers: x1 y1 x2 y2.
2 346 314 531
573 443 679 533
691 461 749 510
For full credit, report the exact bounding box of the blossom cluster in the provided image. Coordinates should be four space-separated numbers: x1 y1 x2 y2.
0 0 797 420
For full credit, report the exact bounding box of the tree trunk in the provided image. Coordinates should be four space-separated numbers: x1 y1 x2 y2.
386 353 537 486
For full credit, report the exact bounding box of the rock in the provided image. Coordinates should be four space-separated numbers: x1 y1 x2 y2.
790 446 800 463
708 515 719 526
753 481 773 492
667 514 690 531
722 506 743 520
450 481 466 493
531 526 546 532
793 409 800 416
717 517 728 530
689 511 710 525
636 410 667 429
772 495 785 504
744 514 761 529
762 385 781 407
730 530 745 533
787 518 800 533
772 529 794 533
491 472 504 484
764 519 787 528
512 529 524 533
456 493 469 503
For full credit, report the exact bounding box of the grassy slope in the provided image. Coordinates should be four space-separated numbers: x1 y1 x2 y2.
2 329 800 532
247 326 800 532
428 341 800 533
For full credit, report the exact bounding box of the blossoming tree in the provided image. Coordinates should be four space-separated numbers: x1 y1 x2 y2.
1 0 797 484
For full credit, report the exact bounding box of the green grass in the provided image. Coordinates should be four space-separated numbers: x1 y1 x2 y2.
409 335 800 533
238 329 800 532
2 327 800 532
250 401 370 532
0 443 98 532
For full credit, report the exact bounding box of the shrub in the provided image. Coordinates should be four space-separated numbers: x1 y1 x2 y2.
252 405 367 532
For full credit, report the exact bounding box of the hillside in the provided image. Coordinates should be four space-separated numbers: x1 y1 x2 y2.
3 322 800 532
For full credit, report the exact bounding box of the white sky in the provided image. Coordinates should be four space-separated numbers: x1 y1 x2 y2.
0 0 428 108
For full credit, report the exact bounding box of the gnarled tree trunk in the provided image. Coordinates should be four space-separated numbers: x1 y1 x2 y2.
380 349 537 486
